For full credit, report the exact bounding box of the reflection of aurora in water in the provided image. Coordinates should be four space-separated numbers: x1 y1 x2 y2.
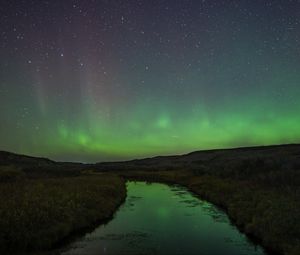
62 182 267 255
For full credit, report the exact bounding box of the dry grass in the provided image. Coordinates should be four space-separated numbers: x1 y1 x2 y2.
0 173 126 252
120 169 300 255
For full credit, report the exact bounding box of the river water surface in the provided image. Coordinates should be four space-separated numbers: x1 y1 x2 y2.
62 181 267 255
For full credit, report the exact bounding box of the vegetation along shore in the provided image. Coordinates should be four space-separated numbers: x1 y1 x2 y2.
0 144 299 254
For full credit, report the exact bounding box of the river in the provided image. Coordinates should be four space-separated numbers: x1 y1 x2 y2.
61 181 267 255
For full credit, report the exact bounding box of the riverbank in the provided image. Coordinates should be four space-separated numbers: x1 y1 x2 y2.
0 174 126 253
1 145 299 254
187 176 299 255
61 181 267 255
120 170 299 255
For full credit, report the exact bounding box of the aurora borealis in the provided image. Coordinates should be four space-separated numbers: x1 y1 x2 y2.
1 1 300 162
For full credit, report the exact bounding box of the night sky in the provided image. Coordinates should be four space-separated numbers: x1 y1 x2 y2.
1 0 300 162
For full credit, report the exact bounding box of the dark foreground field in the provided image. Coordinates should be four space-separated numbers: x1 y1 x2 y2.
0 144 299 254
0 169 126 252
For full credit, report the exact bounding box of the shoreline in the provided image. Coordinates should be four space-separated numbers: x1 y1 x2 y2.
1 144 299 255
121 171 298 255
1 173 296 255
0 175 127 254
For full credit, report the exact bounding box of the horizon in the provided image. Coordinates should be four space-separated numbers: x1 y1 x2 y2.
2 142 299 164
1 1 300 162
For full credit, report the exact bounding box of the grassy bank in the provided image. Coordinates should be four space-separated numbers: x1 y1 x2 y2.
119 169 300 255
1 146 299 254
187 176 300 255
0 172 126 252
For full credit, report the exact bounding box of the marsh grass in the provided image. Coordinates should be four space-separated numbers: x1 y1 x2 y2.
0 165 25 182
121 169 300 255
187 175 300 255
0 174 126 252
1 145 299 255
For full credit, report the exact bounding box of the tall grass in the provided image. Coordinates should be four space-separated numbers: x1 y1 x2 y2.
187 175 300 255
0 174 126 252
121 166 300 255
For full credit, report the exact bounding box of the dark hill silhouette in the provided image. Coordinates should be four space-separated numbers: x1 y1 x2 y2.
93 144 300 177
0 151 84 178
1 144 300 185
1 144 300 178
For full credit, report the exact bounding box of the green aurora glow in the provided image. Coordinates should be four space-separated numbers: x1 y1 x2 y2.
1 1 300 162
